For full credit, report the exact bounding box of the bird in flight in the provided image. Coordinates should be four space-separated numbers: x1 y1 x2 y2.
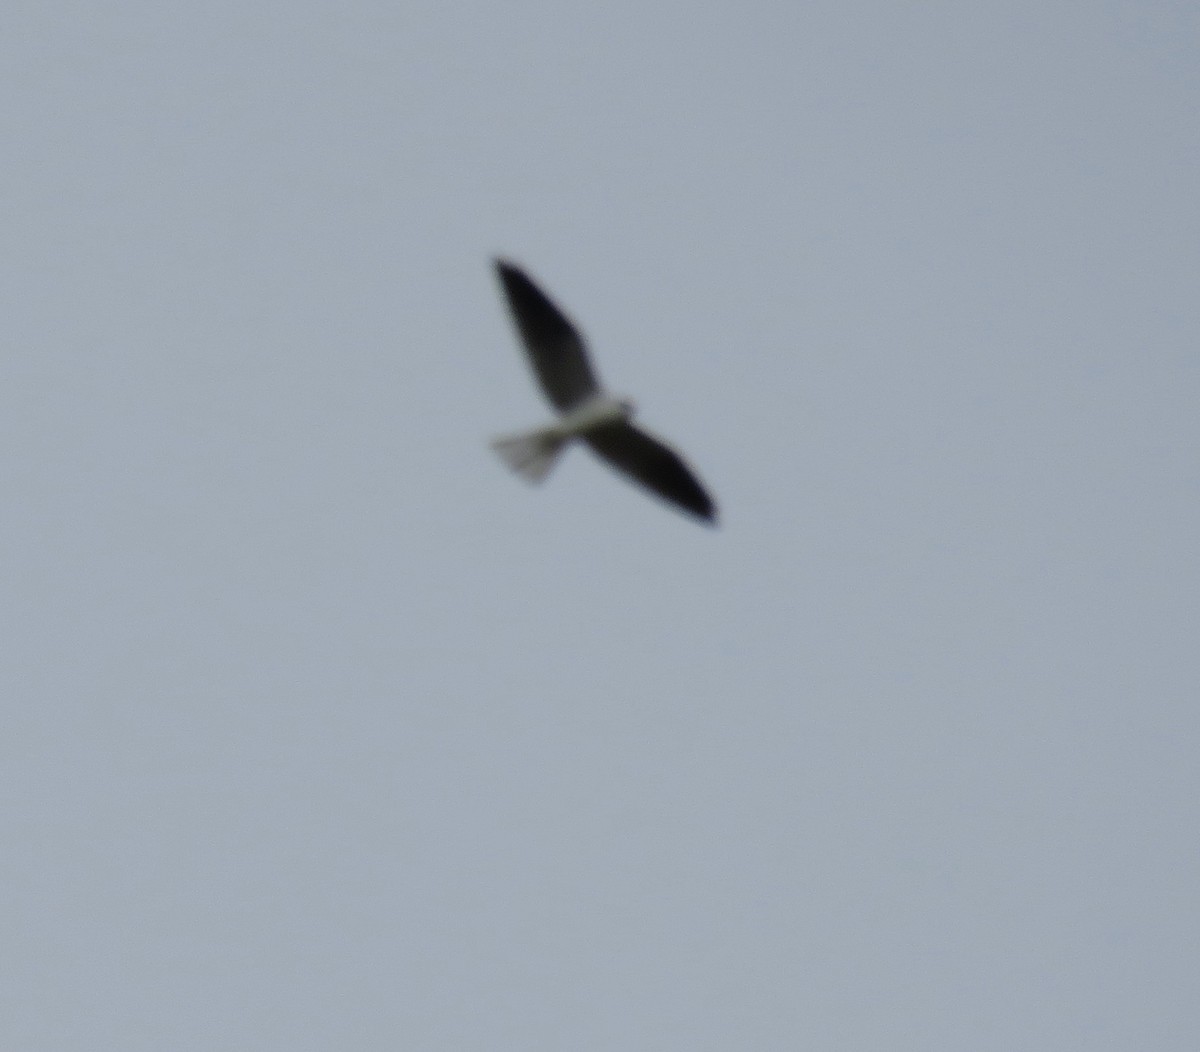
490 259 717 525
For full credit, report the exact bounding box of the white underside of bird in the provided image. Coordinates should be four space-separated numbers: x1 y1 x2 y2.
491 395 633 483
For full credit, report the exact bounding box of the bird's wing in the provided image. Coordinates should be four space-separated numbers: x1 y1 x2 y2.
495 260 602 412
585 421 717 524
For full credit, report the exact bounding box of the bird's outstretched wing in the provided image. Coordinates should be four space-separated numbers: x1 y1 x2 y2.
585 421 717 524
495 260 602 412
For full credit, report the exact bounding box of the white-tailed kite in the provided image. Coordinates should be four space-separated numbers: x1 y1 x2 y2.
491 259 717 525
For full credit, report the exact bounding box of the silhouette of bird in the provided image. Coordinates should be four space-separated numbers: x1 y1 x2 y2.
491 260 717 525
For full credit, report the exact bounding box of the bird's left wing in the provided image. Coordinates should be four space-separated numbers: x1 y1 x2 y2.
585 422 717 524
495 260 602 412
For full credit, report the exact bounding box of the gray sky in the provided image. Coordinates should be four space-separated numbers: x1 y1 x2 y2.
3 2 1197 1048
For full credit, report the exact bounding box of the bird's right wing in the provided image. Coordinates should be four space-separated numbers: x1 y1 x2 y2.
585 422 717 524
495 260 602 412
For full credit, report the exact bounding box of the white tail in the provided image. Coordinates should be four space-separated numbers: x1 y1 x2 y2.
491 427 567 483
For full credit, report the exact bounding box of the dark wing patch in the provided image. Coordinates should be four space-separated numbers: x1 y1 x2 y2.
585 422 717 525
495 260 602 412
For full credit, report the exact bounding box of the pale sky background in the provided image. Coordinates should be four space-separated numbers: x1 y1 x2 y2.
3 2 1197 1049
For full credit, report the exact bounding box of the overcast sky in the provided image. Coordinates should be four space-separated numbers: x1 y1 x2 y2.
3 2 1197 1049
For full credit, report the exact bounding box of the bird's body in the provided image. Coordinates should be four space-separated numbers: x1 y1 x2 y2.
491 260 717 525
491 394 632 483
552 393 635 436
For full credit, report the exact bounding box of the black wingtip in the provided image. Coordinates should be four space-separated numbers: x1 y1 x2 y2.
494 257 524 282
663 494 718 527
689 496 719 527
679 486 718 526
494 258 538 302
669 467 718 526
